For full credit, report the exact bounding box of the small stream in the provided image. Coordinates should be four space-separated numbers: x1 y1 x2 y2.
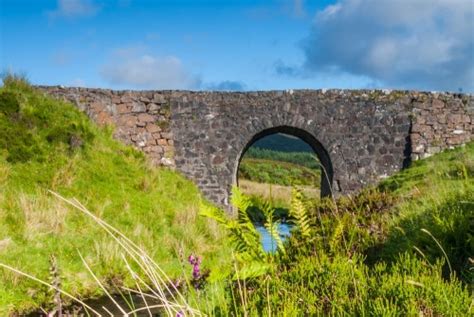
255 223 292 252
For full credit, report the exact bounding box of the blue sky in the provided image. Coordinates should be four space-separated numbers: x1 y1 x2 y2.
1 0 473 92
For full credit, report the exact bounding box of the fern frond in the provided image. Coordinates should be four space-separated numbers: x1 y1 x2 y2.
199 202 228 225
202 186 267 262
290 188 311 237
227 219 265 258
233 259 270 280
260 199 275 223
329 219 345 253
231 186 252 216
264 220 286 254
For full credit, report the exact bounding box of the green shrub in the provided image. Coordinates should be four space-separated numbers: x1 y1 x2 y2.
238 158 320 186
244 147 320 170
0 84 95 163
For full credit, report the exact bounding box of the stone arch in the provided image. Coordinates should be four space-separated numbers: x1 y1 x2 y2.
234 125 334 197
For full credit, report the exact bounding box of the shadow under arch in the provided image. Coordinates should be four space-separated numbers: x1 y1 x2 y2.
235 125 334 198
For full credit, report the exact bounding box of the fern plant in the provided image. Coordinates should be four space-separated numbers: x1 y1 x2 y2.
200 186 288 279
289 188 312 237
260 198 286 255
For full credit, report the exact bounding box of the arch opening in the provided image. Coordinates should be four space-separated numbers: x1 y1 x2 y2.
235 126 334 200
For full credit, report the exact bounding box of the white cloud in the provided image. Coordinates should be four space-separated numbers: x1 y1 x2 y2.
295 0 474 92
48 0 100 19
101 49 200 90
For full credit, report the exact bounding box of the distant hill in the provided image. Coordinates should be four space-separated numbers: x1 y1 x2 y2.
252 133 313 152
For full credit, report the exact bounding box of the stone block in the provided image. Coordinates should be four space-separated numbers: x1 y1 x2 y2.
157 139 168 146
161 132 173 139
148 103 160 112
90 101 103 112
97 111 112 125
146 138 157 146
118 115 137 127
432 99 444 108
427 146 441 154
413 144 425 153
447 113 462 123
117 103 129 114
146 123 160 133
138 113 155 123
131 102 146 113
153 93 166 103
121 95 134 103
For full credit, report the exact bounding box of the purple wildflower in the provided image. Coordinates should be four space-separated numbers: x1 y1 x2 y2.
176 311 184 317
188 254 202 280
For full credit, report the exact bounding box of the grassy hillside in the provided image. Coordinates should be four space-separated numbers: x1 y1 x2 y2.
376 141 473 281
238 158 320 186
0 76 228 314
243 147 320 170
200 141 473 315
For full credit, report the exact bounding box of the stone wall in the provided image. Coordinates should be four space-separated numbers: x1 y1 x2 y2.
410 93 473 159
39 86 176 166
38 86 473 209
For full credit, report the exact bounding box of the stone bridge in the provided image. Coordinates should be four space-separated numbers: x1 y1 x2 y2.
40 86 473 210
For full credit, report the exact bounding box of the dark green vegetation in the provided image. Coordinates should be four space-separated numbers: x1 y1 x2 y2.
238 141 321 222
202 142 473 315
238 158 320 186
0 75 228 314
243 147 320 170
239 147 321 187
251 133 313 153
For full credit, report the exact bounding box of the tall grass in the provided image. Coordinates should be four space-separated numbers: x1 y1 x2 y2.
1 191 204 316
0 75 230 314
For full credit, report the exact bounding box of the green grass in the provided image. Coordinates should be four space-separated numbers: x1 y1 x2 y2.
238 158 320 186
243 147 320 170
376 142 474 282
199 142 473 316
0 76 229 314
